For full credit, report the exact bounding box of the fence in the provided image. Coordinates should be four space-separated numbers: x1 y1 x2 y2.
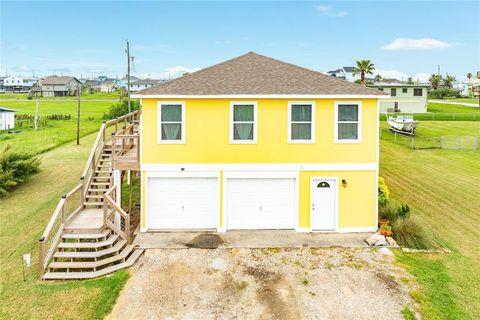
380 128 479 150
379 113 479 121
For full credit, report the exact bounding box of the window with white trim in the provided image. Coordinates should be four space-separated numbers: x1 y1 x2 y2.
231 103 256 143
335 103 361 142
289 102 314 142
158 103 184 143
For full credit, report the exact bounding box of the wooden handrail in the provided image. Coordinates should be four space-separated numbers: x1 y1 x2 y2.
40 198 66 240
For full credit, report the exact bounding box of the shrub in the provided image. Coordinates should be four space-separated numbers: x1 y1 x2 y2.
379 203 397 222
103 98 140 120
428 88 460 99
392 217 432 249
378 176 390 207
0 146 41 197
396 204 411 220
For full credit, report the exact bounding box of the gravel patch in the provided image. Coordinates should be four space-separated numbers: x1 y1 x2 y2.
109 248 416 320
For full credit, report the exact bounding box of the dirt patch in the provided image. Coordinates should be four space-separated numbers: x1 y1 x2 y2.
109 248 417 319
186 233 224 249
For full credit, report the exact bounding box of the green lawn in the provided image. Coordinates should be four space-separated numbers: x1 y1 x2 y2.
381 122 480 319
0 92 120 100
435 98 480 104
0 99 115 154
0 134 129 319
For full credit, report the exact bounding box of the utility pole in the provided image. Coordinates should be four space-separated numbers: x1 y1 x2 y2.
126 40 131 113
437 64 440 76
34 91 39 130
76 82 81 145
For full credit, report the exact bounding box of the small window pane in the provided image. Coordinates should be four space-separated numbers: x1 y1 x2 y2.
161 105 182 122
338 123 358 140
391 88 397 96
161 123 181 140
414 88 423 96
234 123 253 140
233 105 254 121
338 105 358 121
402 88 408 93
291 123 311 140
291 105 312 121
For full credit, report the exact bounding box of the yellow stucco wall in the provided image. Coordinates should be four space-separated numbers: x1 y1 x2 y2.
141 98 378 164
299 170 377 229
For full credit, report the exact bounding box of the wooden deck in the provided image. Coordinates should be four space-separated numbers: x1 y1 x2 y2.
64 209 103 232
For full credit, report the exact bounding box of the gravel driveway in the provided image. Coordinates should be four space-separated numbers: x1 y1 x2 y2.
109 248 416 320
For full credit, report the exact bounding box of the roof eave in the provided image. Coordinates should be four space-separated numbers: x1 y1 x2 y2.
131 94 390 99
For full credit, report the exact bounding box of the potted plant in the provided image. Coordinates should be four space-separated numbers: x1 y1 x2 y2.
379 218 390 226
379 225 393 237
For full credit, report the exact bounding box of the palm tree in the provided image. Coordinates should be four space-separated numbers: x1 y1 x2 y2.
374 74 382 83
429 74 442 90
352 60 375 85
407 77 414 85
443 75 456 88
467 73 473 82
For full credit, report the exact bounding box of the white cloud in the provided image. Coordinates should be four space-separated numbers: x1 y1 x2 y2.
375 69 430 82
316 4 348 17
382 38 455 51
140 66 201 80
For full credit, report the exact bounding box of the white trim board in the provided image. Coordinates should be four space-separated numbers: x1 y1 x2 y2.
132 94 390 99
141 163 378 172
288 101 315 144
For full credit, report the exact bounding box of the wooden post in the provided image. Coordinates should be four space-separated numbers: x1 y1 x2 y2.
61 194 67 222
112 132 116 163
137 136 140 163
126 215 131 244
80 176 85 205
115 118 118 132
38 237 45 280
102 121 106 142
76 84 81 145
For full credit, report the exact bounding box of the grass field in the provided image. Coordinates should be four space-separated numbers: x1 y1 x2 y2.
380 122 480 319
379 102 480 121
0 134 129 319
0 92 120 100
437 98 479 104
0 96 116 154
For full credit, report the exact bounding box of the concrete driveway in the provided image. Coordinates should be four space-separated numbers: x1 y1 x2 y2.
109 247 417 320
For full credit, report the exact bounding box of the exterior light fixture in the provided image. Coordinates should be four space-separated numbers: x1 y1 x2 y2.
342 179 347 188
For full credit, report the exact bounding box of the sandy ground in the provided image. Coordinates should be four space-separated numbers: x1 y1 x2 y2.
109 248 416 320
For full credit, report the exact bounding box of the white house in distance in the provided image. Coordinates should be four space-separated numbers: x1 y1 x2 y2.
0 107 17 130
41 76 81 97
129 78 161 92
2 76 39 92
326 67 375 83
369 83 429 113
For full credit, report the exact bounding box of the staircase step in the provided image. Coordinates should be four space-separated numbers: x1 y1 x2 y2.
84 201 104 206
88 188 108 193
86 194 105 199
95 170 112 174
58 234 119 249
44 248 143 280
90 182 110 186
53 240 126 259
48 244 134 270
62 230 110 240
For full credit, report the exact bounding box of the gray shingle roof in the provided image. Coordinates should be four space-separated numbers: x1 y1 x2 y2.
41 75 80 85
135 52 387 96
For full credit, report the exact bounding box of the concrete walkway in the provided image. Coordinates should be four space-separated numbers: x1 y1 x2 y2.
134 230 371 248
429 99 479 107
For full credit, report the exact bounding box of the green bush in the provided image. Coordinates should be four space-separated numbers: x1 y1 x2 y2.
428 88 460 99
396 204 411 219
379 203 397 222
103 98 140 120
392 217 432 249
0 146 41 197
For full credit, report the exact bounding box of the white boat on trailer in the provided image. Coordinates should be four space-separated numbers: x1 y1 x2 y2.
387 115 420 135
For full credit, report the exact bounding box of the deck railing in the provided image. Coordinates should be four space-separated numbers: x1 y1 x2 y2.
103 185 131 244
111 123 140 167
38 110 139 279
38 184 83 279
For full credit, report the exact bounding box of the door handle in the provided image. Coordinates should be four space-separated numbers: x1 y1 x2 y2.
312 204 315 211
259 206 262 212
181 205 185 211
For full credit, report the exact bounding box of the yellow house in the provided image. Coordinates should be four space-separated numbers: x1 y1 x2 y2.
132 52 388 233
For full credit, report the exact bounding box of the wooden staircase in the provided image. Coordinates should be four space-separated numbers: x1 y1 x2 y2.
39 111 142 280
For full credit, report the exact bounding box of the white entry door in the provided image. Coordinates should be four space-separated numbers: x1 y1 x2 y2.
311 178 336 231
226 178 296 230
147 177 218 230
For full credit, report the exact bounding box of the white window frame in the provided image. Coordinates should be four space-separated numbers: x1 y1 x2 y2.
230 101 257 144
334 101 362 144
288 101 315 144
157 101 186 144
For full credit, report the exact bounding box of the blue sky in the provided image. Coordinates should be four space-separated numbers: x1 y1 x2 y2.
1 1 479 81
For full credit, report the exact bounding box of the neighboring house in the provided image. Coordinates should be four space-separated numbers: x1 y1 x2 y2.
369 83 429 113
327 67 375 83
131 52 388 233
129 78 160 92
0 77 5 91
115 75 141 89
99 79 117 93
3 76 39 92
41 75 81 97
0 107 17 130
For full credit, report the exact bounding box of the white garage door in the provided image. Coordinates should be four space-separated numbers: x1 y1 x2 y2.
226 178 296 230
147 177 218 229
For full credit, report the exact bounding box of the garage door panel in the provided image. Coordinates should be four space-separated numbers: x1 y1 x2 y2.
148 177 218 229
227 178 296 230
